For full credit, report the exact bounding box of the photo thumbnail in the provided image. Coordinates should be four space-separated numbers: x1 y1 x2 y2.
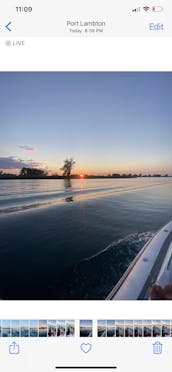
11 320 20 337
134 320 143 337
20 320 30 337
48 320 57 337
30 320 39 337
80 320 93 337
97 320 107 337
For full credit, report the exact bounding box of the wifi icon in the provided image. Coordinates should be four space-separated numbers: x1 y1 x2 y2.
143 6 150 11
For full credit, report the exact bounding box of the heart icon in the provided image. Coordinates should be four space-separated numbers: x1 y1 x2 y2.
80 343 92 353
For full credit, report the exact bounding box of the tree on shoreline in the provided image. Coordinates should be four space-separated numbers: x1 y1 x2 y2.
60 158 75 178
20 167 47 177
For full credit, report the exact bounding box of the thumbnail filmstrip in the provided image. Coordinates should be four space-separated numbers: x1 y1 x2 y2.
0 320 75 337
97 320 172 337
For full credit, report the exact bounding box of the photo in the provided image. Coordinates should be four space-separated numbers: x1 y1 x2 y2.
30 320 39 337
125 320 133 337
56 321 61 337
66 320 75 337
48 320 57 337
20 320 30 337
97 320 107 337
162 320 171 337
152 320 162 337
0 72 172 300
80 320 93 337
56 320 66 337
134 320 143 337
11 320 20 337
143 320 152 337
116 321 124 337
39 320 48 337
1 320 11 337
107 320 115 337
60 320 66 337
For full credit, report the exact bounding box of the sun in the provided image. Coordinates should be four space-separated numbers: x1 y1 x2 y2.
80 174 84 178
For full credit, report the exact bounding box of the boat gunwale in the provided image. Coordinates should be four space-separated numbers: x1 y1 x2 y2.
106 221 172 300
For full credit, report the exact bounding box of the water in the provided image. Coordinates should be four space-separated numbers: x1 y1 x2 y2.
0 178 172 300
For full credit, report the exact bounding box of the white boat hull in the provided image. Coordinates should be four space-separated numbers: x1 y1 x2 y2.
107 221 172 300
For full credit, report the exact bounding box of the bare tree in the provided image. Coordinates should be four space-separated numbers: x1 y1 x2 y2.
60 158 75 177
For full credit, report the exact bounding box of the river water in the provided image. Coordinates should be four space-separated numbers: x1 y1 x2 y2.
0 178 172 299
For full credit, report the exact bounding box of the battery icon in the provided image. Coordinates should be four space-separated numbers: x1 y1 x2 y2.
152 6 163 12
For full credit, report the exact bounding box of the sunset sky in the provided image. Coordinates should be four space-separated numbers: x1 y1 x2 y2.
0 72 171 175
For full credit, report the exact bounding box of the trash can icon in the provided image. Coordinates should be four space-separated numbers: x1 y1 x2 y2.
153 341 162 354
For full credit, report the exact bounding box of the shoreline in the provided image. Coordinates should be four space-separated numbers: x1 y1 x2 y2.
0 175 170 180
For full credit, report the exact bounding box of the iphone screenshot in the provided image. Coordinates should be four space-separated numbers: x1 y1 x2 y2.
0 0 172 371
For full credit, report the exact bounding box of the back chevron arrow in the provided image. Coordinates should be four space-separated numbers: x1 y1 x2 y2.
6 22 12 31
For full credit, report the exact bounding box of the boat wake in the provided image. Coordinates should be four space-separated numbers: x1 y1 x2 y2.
0 180 170 215
53 230 155 300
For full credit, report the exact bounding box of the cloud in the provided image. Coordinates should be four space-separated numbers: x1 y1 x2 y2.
18 145 37 151
1 143 13 149
0 157 28 169
0 156 42 170
28 160 43 167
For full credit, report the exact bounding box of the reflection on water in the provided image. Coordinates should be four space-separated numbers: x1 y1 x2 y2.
64 178 74 202
64 178 72 190
65 196 74 203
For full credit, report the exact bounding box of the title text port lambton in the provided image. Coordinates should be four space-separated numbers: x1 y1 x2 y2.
67 20 106 27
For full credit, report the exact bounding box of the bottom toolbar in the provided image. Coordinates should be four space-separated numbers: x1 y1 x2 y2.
0 335 171 372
